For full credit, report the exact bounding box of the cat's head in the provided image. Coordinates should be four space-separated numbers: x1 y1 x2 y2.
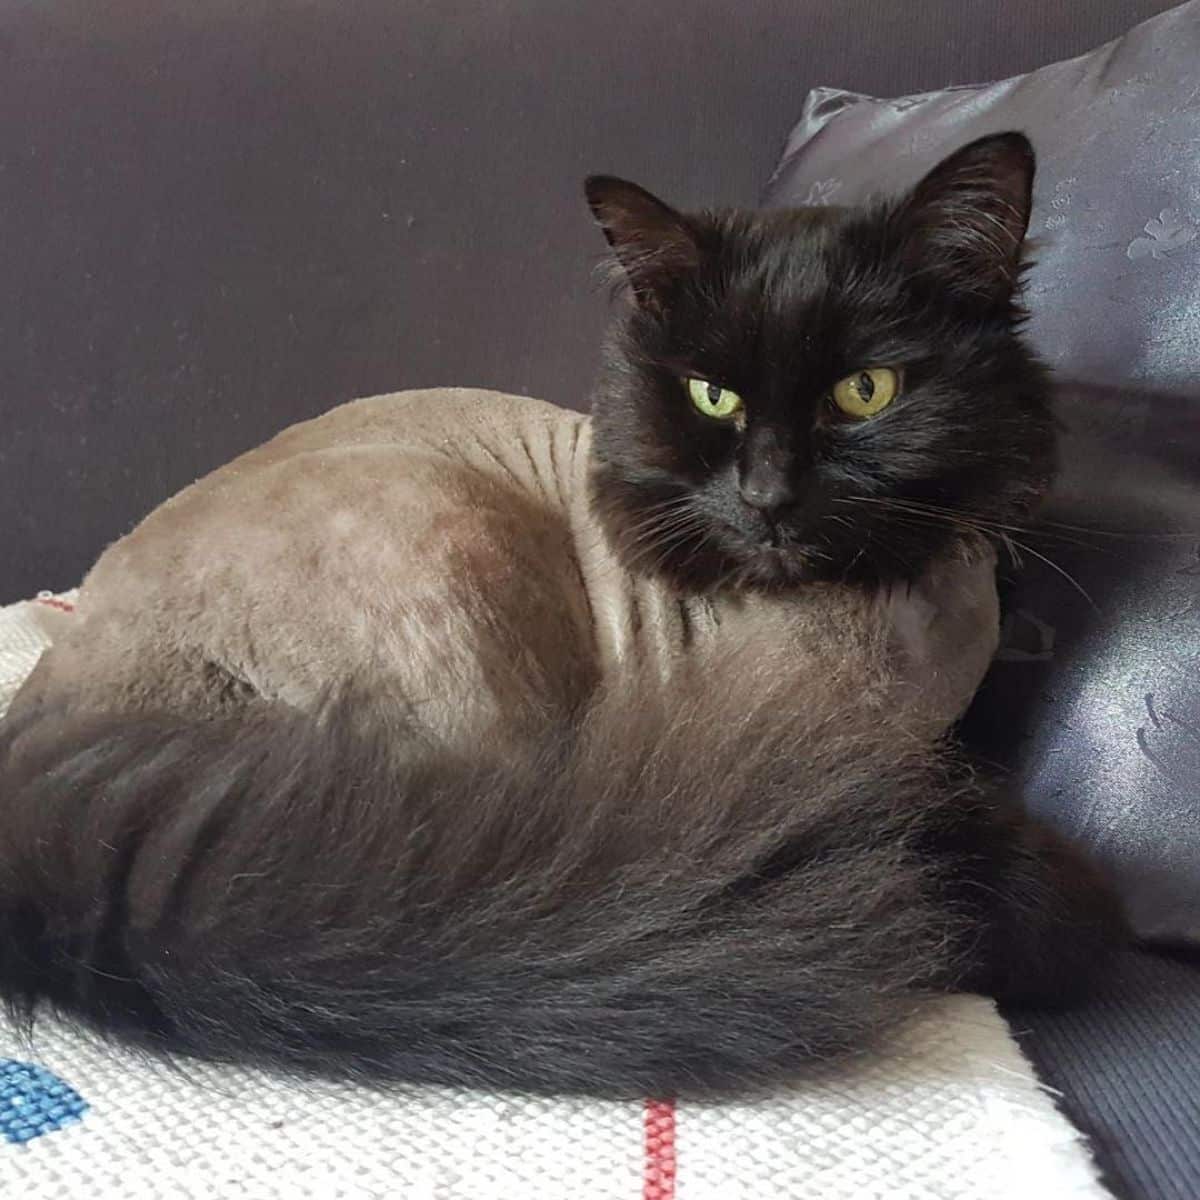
585 132 1054 593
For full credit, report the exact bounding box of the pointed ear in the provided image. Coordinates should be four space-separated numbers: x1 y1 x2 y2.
584 176 700 310
896 133 1035 303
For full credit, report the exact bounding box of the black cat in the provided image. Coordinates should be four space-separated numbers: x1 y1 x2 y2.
0 133 1122 1099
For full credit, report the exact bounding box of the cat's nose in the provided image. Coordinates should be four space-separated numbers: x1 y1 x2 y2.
739 424 798 514
739 467 795 513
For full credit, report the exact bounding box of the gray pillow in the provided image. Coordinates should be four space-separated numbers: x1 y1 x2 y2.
763 0 1200 942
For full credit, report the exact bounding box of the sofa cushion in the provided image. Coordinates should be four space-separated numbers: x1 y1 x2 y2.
763 1 1200 945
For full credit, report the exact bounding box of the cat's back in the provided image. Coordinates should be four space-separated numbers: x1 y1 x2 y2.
15 389 599 741
167 388 585 503
92 387 589 596
228 388 583 473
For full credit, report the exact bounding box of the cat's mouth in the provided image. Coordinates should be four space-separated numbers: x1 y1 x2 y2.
734 548 824 591
724 522 824 586
598 475 974 592
627 511 823 591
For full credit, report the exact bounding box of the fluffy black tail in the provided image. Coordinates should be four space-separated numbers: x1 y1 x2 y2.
0 670 1119 1098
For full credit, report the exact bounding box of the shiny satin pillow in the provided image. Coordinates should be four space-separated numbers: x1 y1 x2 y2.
763 0 1200 942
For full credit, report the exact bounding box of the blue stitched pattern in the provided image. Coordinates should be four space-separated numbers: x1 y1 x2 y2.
0 1060 88 1144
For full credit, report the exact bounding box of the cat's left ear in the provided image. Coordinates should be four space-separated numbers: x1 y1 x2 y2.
896 132 1035 304
585 176 700 310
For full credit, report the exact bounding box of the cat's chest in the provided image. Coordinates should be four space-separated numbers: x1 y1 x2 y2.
568 510 880 688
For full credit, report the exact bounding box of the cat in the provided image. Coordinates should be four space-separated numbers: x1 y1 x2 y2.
0 132 1121 1099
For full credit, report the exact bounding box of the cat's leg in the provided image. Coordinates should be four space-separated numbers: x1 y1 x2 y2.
930 780 1126 1006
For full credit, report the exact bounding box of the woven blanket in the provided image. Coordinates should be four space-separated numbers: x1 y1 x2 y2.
0 593 1112 1199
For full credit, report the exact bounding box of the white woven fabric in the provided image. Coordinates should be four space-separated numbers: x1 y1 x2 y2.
0 594 75 715
0 594 1112 1200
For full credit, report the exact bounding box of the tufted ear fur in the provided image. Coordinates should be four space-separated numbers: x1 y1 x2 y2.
585 175 700 311
896 133 1035 304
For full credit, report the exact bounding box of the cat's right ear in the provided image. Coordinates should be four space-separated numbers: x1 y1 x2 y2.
585 176 700 310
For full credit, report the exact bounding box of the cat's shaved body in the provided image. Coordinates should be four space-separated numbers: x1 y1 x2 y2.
0 135 1122 1098
19 391 602 748
17 389 997 750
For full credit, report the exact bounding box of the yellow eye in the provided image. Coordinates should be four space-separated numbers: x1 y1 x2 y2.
830 367 900 419
686 378 743 420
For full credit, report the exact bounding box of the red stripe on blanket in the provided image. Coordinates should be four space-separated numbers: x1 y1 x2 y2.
35 596 76 613
642 1100 677 1200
